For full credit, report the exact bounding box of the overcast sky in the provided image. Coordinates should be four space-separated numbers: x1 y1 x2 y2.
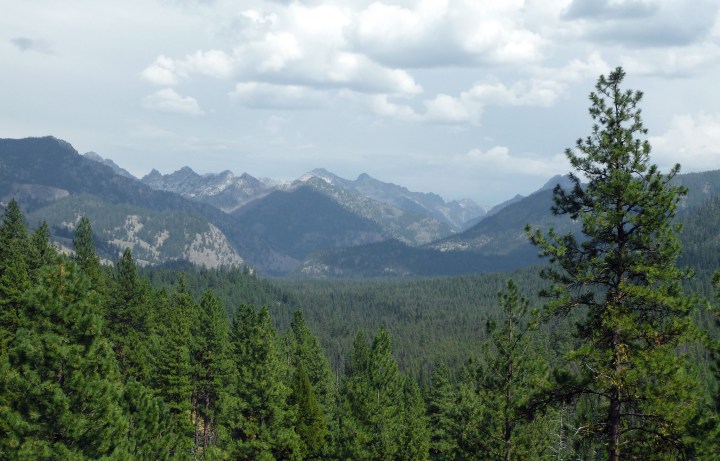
2 0 720 206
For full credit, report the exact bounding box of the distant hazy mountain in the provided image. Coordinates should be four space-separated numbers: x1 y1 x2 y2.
6 136 719 278
141 167 274 213
299 168 488 229
296 176 454 245
142 166 486 232
84 151 136 179
295 170 720 277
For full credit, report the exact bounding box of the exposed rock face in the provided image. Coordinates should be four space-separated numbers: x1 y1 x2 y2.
184 223 245 268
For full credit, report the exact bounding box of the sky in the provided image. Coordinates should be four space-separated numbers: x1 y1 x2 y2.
2 0 720 207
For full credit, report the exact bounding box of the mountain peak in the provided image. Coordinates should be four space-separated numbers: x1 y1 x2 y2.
540 174 573 192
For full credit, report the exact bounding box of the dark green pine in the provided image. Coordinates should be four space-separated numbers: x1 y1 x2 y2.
152 274 195 452
284 309 335 456
527 67 704 459
427 363 458 460
30 221 57 273
337 328 406 460
399 377 430 461
0 199 32 349
0 259 128 459
289 364 328 460
72 216 106 296
107 247 152 381
476 279 551 460
190 289 233 456
227 304 300 460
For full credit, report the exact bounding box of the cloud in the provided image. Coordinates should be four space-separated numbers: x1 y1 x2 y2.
619 44 720 78
142 88 205 116
10 37 55 55
533 52 611 82
563 0 719 48
368 78 566 124
348 0 546 68
461 146 569 177
229 82 326 109
650 112 720 172
562 0 658 20
141 3 422 96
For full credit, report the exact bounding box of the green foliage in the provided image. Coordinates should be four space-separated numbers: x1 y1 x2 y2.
191 289 233 455
476 280 551 460
226 304 301 460
527 67 704 459
72 216 103 289
151 276 195 452
337 328 414 460
107 247 153 381
0 199 32 349
0 260 127 459
290 364 328 460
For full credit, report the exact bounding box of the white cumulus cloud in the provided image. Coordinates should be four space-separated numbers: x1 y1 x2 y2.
142 88 205 116
650 112 720 172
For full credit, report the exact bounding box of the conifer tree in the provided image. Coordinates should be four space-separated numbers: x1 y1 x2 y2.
289 364 328 460
399 377 430 461
0 199 32 349
72 216 105 295
107 247 152 380
286 309 335 413
30 221 56 272
337 328 406 460
152 274 195 453
527 67 702 459
227 304 300 460
476 279 550 460
120 378 178 461
191 289 233 456
285 309 335 456
0 259 128 459
427 363 459 460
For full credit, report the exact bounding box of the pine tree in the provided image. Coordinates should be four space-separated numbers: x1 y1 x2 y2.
0 259 128 459
476 279 550 460
72 216 105 295
286 309 335 414
0 199 32 349
337 328 406 460
190 289 233 456
107 247 152 381
527 67 703 459
30 221 56 273
285 309 335 456
226 304 300 460
427 363 459 460
289 364 328 460
120 378 178 461
152 274 195 454
399 377 430 461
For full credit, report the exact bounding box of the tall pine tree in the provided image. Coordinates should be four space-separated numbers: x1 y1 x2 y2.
527 67 703 459
226 304 300 460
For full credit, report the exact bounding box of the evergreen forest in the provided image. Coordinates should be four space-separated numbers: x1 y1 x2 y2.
2 69 720 460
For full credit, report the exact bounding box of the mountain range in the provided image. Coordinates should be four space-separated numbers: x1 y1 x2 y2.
1 136 718 278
